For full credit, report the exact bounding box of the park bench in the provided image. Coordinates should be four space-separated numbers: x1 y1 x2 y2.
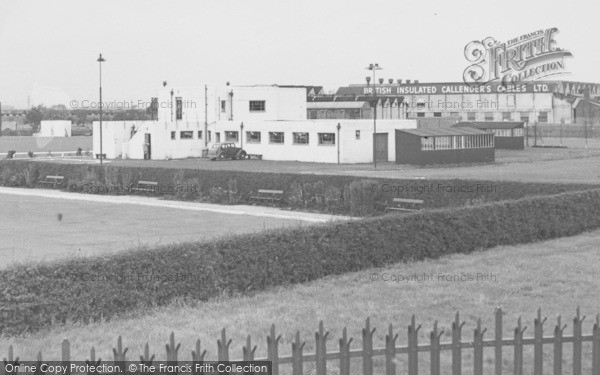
95 153 106 159
247 154 263 160
385 198 424 213
39 175 65 189
131 180 159 194
250 189 284 203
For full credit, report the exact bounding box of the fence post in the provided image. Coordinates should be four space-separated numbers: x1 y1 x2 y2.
513 317 526 375
217 328 232 361
362 318 376 375
408 315 421 375
243 335 257 361
291 331 306 375
86 347 101 375
339 327 353 375
192 339 207 375
573 307 585 375
267 324 282 375
533 308 547 375
553 315 566 375
429 321 443 375
315 321 329 375
451 312 465 375
62 339 71 375
385 324 398 375
473 319 487 375
113 335 129 373
4 345 18 375
494 308 503 375
593 314 600 375
140 343 155 367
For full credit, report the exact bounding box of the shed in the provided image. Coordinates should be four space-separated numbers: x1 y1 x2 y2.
453 121 524 149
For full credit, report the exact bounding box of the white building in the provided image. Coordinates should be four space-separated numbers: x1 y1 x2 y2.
93 84 418 163
35 120 72 137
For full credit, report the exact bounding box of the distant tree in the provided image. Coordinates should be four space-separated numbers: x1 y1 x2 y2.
25 105 45 131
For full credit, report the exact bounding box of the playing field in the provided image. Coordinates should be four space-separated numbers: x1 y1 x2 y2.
0 190 333 269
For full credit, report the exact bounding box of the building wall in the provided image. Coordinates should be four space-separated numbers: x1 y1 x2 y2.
216 86 307 122
494 137 524 150
36 121 72 137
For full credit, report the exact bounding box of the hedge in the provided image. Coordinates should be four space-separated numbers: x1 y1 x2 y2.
1 188 600 335
0 160 593 216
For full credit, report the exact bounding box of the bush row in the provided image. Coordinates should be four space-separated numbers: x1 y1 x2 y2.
0 160 593 216
1 188 600 335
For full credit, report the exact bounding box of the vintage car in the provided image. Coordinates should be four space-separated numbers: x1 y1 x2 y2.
207 142 247 160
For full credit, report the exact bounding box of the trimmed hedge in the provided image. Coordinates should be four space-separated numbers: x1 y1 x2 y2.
1 188 600 335
0 160 594 216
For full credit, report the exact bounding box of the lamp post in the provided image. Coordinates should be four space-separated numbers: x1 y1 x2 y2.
240 122 244 148
366 63 382 168
336 123 341 164
97 53 105 164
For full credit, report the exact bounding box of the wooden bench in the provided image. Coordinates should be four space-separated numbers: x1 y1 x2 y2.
247 154 263 160
385 198 424 213
250 189 283 203
95 153 106 159
131 180 159 194
39 175 65 189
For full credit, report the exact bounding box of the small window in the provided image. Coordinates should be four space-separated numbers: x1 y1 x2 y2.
520 112 530 123
208 131 212 142
421 137 434 151
355 130 360 140
269 132 284 144
318 133 335 145
171 131 176 140
198 131 203 139
538 112 548 123
293 132 309 144
417 112 425 117
246 131 261 143
502 112 511 121
221 101 226 113
180 131 193 139
485 112 494 121
249 101 266 112
467 112 476 121
176 97 183 120
493 129 512 137
435 136 451 150
225 131 239 142
433 112 442 117
513 128 524 137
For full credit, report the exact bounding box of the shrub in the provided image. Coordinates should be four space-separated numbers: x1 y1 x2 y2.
27 151 35 158
2 188 600 335
5 150 16 159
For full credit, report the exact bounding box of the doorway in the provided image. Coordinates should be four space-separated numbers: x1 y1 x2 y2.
374 133 388 162
144 133 151 160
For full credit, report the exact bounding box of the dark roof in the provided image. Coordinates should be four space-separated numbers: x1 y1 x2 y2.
454 121 524 130
398 127 493 137
279 85 324 96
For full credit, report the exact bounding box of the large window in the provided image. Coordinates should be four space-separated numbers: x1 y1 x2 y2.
435 136 452 150
293 132 309 144
225 131 239 142
269 132 284 144
520 112 530 123
176 97 183 120
538 112 548 123
180 131 193 139
221 100 226 113
433 112 442 117
198 131 203 139
467 112 476 121
502 112 512 121
513 128 524 137
493 129 512 137
417 112 425 117
318 133 335 145
249 101 266 112
421 137 434 150
170 131 176 140
246 131 261 143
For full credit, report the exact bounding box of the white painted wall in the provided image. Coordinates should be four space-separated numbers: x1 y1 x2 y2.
36 121 72 137
216 86 306 121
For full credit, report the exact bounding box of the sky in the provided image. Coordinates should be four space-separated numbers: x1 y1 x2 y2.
0 0 599 108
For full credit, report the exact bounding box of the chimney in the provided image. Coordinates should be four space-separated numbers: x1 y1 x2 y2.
388 79 394 84
414 80 420 84
406 79 411 84
378 78 384 84
397 79 402 84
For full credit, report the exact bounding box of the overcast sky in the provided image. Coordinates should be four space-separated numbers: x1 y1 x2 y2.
1 0 599 108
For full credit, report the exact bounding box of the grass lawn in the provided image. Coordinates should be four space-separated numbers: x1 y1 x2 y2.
2 229 599 373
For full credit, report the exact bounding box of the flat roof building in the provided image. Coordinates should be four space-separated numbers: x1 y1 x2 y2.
453 121 525 149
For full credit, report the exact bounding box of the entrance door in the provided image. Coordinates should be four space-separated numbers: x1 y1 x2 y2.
374 133 388 162
144 133 151 159
216 132 221 143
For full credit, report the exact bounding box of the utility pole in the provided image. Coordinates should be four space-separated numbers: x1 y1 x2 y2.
366 63 382 168
97 53 106 164
0 102 2 137
204 84 208 148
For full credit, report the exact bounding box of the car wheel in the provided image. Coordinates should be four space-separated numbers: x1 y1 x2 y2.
217 153 225 160
238 151 247 160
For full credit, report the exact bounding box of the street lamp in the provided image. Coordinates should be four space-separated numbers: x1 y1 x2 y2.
240 122 244 148
97 53 105 164
366 63 382 168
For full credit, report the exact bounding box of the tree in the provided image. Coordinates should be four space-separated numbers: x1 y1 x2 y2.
25 105 45 132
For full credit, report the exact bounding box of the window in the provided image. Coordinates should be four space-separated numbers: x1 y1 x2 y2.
249 101 266 112
421 137 434 151
453 136 465 149
269 132 284 144
318 133 335 145
208 131 212 142
433 112 442 117
502 112 511 121
416 102 426 110
246 131 261 143
198 131 203 139
225 131 239 142
485 112 494 121
467 112 476 121
170 131 176 140
417 112 425 117
150 97 158 120
520 112 530 123
493 129 512 137
221 100 226 113
435 136 452 150
180 131 193 139
309 110 318 119
513 128 524 137
355 130 360 140
176 97 183 120
293 132 309 144
538 112 548 123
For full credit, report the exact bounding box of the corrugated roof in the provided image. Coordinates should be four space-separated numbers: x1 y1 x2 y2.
307 102 370 110
454 121 524 130
398 127 493 137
